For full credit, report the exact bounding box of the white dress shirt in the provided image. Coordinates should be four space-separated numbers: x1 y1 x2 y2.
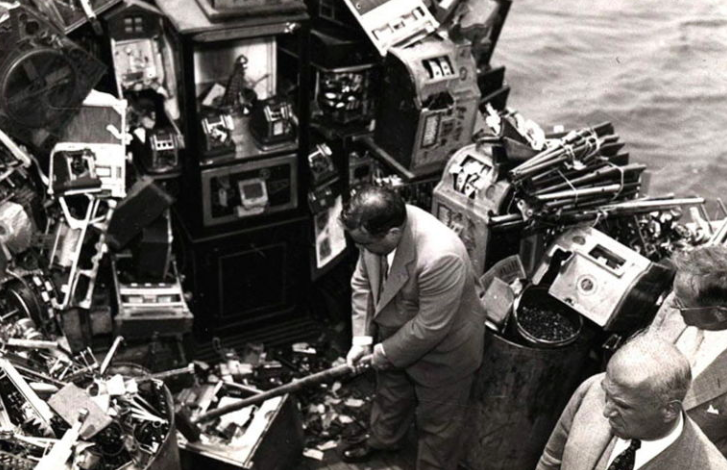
386 248 397 277
606 412 683 469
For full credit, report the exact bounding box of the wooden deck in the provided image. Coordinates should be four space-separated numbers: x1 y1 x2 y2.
294 372 418 470
295 435 417 470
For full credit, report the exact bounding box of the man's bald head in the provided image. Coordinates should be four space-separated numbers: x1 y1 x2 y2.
602 331 692 439
608 331 692 406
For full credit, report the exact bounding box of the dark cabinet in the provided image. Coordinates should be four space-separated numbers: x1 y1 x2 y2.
175 214 310 339
156 0 313 335
156 0 311 233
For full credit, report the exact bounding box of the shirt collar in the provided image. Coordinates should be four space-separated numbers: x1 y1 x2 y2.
610 412 683 469
386 248 397 274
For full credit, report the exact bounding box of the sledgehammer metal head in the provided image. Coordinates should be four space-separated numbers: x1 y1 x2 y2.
174 355 372 442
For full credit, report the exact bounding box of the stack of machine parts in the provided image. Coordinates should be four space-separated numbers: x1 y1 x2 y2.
489 117 706 230
0 62 185 467
0 63 186 463
44 90 191 345
480 109 705 264
501 121 639 226
374 35 480 178
0 1 191 358
433 106 708 277
443 107 714 339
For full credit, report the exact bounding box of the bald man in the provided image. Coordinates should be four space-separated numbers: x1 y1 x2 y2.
537 331 727 470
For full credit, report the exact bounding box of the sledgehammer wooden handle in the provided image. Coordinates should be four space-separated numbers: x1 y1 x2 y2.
194 354 372 424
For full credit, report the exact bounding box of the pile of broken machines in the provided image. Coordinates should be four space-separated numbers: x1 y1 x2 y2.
0 3 183 469
0 73 182 470
0 0 724 469
0 0 393 468
0 332 174 469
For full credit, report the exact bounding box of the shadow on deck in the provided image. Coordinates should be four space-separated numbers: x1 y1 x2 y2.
295 434 417 470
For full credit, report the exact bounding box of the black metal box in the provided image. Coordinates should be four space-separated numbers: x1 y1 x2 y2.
179 394 304 470
175 213 311 338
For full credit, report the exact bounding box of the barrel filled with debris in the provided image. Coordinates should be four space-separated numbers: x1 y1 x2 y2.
105 363 182 470
464 312 591 470
0 353 181 470
509 286 583 348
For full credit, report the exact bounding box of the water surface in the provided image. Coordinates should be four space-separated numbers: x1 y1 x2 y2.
495 0 727 206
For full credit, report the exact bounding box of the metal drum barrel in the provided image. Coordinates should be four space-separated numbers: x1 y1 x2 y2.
108 363 182 470
147 385 182 470
461 327 591 470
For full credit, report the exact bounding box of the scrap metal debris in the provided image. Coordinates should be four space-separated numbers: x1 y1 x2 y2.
0 333 174 470
173 337 374 462
483 106 709 262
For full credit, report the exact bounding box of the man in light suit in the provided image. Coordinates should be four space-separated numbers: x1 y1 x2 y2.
537 332 727 470
651 245 727 456
339 185 486 470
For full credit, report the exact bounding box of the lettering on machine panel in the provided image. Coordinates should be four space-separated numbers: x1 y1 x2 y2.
371 7 429 42
423 56 454 79
449 155 493 198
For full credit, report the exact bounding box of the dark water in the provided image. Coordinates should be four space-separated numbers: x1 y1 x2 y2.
494 0 727 204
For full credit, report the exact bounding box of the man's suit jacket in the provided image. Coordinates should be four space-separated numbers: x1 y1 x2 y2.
350 205 486 387
652 296 727 455
537 373 727 470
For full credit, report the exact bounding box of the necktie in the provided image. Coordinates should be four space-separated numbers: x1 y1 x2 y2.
380 255 389 296
607 439 641 470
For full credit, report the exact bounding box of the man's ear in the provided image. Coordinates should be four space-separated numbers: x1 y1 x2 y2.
388 227 402 237
662 401 682 422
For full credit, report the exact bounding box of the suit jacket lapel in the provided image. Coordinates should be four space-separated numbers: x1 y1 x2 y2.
375 217 415 315
684 349 727 409
593 435 618 470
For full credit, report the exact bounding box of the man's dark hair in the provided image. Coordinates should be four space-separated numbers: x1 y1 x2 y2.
673 245 727 306
340 185 407 237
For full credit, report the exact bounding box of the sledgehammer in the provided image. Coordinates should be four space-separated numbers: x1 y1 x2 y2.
176 355 372 441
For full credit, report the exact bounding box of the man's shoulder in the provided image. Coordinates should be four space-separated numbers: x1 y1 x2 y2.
681 417 727 468
407 206 463 252
649 295 687 343
406 205 441 227
571 373 605 406
580 373 604 390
